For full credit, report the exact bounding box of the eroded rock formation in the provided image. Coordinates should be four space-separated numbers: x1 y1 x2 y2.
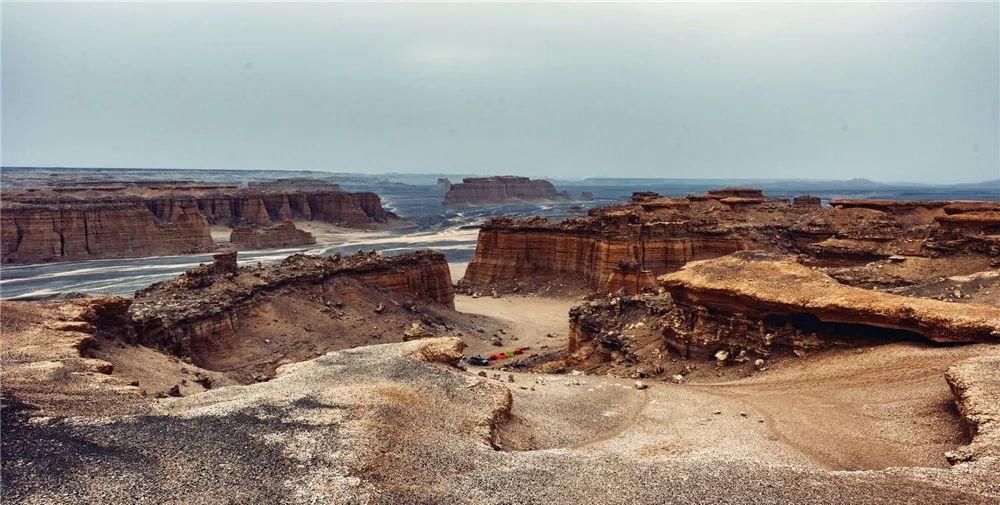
443 176 570 205
553 250 999 380
128 249 455 379
461 189 1000 294
229 220 316 250
1 185 401 263
1 200 214 264
659 252 1000 344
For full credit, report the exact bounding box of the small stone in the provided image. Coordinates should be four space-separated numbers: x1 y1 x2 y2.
671 374 685 384
634 380 648 390
714 350 729 362
754 358 765 369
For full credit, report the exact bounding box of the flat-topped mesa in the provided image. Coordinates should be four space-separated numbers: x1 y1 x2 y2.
793 195 822 208
659 252 1000 344
461 190 1000 295
229 220 316 250
460 213 752 294
442 175 570 205
129 249 455 377
1 186 400 263
707 187 765 199
247 178 342 192
0 199 214 264
829 199 953 213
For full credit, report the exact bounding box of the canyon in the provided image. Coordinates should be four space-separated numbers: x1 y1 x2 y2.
1 184 401 264
442 175 571 205
2 184 999 504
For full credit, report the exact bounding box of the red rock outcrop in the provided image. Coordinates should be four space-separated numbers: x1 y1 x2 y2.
659 252 1000 344
443 176 570 205
147 190 397 227
708 188 765 199
461 189 999 294
1 186 401 263
793 195 822 208
829 199 952 213
128 250 455 378
229 220 316 250
1 200 214 264
461 216 749 293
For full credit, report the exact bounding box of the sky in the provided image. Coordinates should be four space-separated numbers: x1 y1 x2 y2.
2 2 998 183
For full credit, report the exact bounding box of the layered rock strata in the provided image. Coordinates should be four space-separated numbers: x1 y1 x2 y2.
461 190 1000 294
659 252 1000 344
1 187 400 263
443 176 570 205
560 252 1000 379
128 250 455 378
1 201 214 264
229 220 316 250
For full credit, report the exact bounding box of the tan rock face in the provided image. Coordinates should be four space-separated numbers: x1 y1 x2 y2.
128 250 455 378
659 251 1000 344
461 223 747 293
460 191 1000 294
229 220 316 250
1 188 400 264
443 176 569 205
1 202 214 264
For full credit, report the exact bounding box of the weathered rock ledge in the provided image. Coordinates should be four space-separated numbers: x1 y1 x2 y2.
460 190 1000 295
229 220 316 250
660 252 1000 344
1 186 401 263
442 176 570 205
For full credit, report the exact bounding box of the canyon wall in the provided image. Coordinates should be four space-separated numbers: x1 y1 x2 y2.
443 176 570 205
461 219 748 293
557 251 1000 378
128 250 455 378
1 188 400 264
147 190 398 227
1 201 214 264
461 191 1000 295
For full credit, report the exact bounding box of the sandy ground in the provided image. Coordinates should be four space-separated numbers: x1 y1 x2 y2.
454 293 576 358
451 293 991 472
448 261 468 283
488 343 992 472
293 220 386 244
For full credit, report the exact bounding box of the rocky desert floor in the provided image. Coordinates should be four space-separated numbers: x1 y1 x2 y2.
453 294 992 469
3 255 999 503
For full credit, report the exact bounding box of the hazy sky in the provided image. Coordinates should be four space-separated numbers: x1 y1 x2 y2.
3 2 998 183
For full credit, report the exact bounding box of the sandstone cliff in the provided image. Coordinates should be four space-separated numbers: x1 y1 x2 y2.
128 250 455 379
460 190 999 295
659 252 1000 344
2 186 401 263
443 176 570 205
1 200 214 264
557 251 1000 380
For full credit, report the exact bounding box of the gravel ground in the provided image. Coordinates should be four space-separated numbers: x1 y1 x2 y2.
4 337 998 504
